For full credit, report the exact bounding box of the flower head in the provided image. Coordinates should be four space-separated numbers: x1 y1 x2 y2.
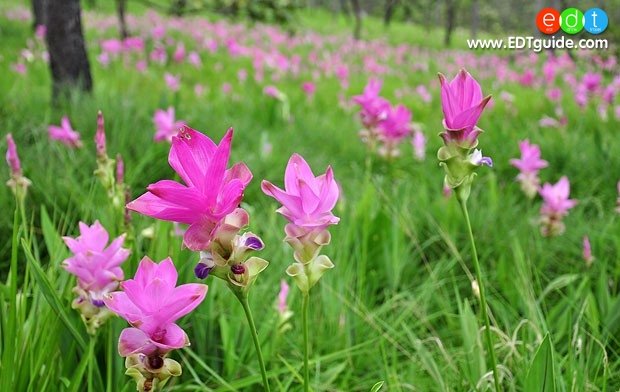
378 104 412 143
48 116 83 148
104 257 208 357
127 126 252 251
153 107 186 143
539 176 578 236
95 111 106 158
583 236 594 267
438 69 491 148
5 133 31 198
510 140 548 198
261 154 339 230
353 79 390 129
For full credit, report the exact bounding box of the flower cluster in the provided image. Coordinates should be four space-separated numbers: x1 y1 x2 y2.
262 154 339 293
62 221 130 334
48 116 83 148
353 79 416 158
437 69 492 202
105 257 207 391
510 140 548 199
538 176 578 236
153 107 186 143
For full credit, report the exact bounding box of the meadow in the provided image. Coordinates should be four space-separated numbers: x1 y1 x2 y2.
1 2 619 391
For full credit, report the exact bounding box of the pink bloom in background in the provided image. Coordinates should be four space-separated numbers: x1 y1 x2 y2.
48 116 83 148
237 69 248 83
352 79 390 129
412 130 426 161
188 51 202 67
35 24 46 40
264 85 282 99
261 153 339 229
438 69 491 148
95 111 107 158
510 140 548 198
221 83 232 94
135 60 147 73
150 46 167 64
582 236 594 267
123 37 144 53
127 127 252 251
616 181 620 214
104 257 207 356
582 72 602 93
539 176 578 236
194 83 205 97
416 85 432 103
153 107 186 143
378 104 412 143
101 39 123 55
546 88 562 102
164 73 180 92
11 63 26 74
302 81 316 98
277 280 289 316
6 133 22 176
173 44 186 63
63 221 130 306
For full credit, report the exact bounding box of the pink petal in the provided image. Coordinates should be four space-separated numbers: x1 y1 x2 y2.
118 327 154 356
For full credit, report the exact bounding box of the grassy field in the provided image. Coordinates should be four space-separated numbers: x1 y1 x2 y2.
0 1 619 391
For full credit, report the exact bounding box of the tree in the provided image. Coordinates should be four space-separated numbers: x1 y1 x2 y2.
384 0 398 27
31 0 46 30
444 0 458 47
45 0 93 100
350 0 362 40
116 0 129 39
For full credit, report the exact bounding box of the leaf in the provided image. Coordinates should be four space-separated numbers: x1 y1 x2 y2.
41 206 67 266
524 333 556 392
21 239 87 351
459 299 485 387
370 381 385 392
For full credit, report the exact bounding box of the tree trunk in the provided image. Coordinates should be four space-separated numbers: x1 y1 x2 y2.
350 0 362 40
45 0 93 100
32 0 46 30
471 0 478 39
116 0 129 39
444 0 457 47
383 0 398 27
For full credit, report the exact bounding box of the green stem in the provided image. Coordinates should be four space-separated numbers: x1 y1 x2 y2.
237 293 271 392
458 199 501 391
302 291 310 392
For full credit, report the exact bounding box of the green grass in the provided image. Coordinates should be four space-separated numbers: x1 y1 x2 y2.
0 1 619 391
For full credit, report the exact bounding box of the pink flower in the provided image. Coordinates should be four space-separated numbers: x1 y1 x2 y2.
48 116 83 148
264 85 282 99
352 79 390 129
277 280 289 316
6 133 22 176
438 69 491 148
95 111 106 158
11 63 26 75
35 24 46 40
412 130 426 161
378 104 412 143
153 107 186 143
416 85 432 103
616 181 620 214
127 127 252 251
164 73 180 92
188 51 202 67
583 236 593 267
173 44 185 63
302 82 316 98
62 221 130 305
123 37 144 53
101 39 123 55
261 154 339 229
539 176 578 236
104 257 207 356
510 140 548 174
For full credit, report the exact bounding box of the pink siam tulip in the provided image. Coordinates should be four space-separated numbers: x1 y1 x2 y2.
352 79 390 130
438 69 491 149
509 140 548 198
104 257 207 390
302 81 316 99
261 153 339 291
539 176 578 236
63 221 130 333
377 104 413 157
153 107 186 143
164 73 180 92
5 133 31 198
127 126 252 251
275 280 293 332
412 129 426 161
582 236 594 267
48 116 83 148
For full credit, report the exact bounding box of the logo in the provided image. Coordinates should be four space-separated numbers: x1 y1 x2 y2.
536 8 560 34
537 7 608 35
584 8 608 34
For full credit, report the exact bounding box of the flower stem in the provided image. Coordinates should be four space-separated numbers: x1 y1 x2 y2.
237 293 271 392
302 291 310 392
458 199 501 391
